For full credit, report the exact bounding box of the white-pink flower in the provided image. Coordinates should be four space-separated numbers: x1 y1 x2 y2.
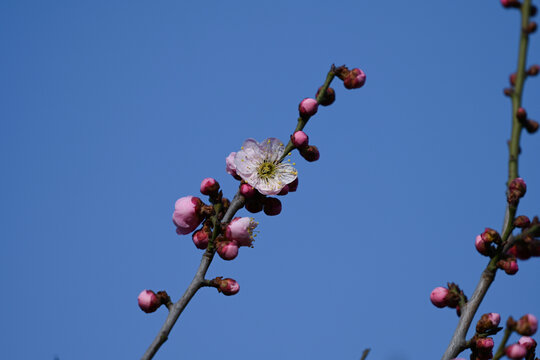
234 138 297 195
226 217 258 247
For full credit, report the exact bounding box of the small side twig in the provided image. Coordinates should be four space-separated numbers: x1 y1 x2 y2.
360 348 371 360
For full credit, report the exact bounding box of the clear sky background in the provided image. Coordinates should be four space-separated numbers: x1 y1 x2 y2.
1 1 540 359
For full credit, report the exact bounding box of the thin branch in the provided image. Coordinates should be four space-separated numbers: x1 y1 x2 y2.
441 2 533 359
141 193 245 360
493 327 513 360
360 348 371 360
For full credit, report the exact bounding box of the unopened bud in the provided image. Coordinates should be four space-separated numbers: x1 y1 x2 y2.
514 215 530 228
240 183 256 198
506 344 527 359
343 68 366 89
481 228 502 245
525 21 538 34
476 337 494 351
217 278 240 296
200 178 220 196
528 64 540 76
316 86 336 106
264 197 282 216
291 131 309 148
430 287 449 308
138 290 161 313
475 235 491 256
287 178 299 192
517 107 527 122
477 312 501 332
501 0 521 8
504 260 519 275
524 119 539 134
245 199 264 213
510 73 517 86
518 336 537 351
277 184 289 196
508 178 527 204
192 228 210 249
217 240 239 261
299 98 319 119
300 145 320 162
504 87 514 97
516 314 538 336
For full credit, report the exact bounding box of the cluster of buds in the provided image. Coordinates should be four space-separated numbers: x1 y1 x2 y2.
496 255 520 275
516 107 539 134
475 228 502 257
291 130 319 162
334 65 367 89
214 217 259 260
507 177 527 206
137 290 171 313
507 217 540 260
430 283 467 316
239 181 292 216
505 336 537 359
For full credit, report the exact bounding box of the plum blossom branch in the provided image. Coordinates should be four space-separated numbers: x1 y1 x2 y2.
141 193 245 360
139 64 368 359
441 1 536 359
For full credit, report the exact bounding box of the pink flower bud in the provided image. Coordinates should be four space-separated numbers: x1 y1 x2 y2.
173 196 203 235
517 107 527 121
200 178 220 196
510 73 517 86
476 337 494 350
277 184 289 196
217 240 239 261
300 145 320 162
475 235 491 256
481 228 501 244
192 229 210 249
240 183 255 198
264 197 282 216
225 217 258 247
287 178 298 192
501 0 521 8
138 290 161 313
343 68 366 89
226 152 241 180
528 64 540 76
506 344 527 359
518 336 537 350
430 287 449 308
508 178 527 204
218 278 240 296
315 86 336 106
298 98 318 118
517 314 538 336
245 199 263 213
504 260 519 275
488 313 501 327
514 215 530 228
291 131 309 148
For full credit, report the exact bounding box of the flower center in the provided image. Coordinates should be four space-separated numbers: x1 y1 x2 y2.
257 161 276 180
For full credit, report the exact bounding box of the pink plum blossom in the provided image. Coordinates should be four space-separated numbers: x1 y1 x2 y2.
226 217 258 247
173 196 203 235
226 152 241 180
234 138 297 195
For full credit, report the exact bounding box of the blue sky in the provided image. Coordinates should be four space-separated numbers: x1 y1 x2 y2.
1 1 540 359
